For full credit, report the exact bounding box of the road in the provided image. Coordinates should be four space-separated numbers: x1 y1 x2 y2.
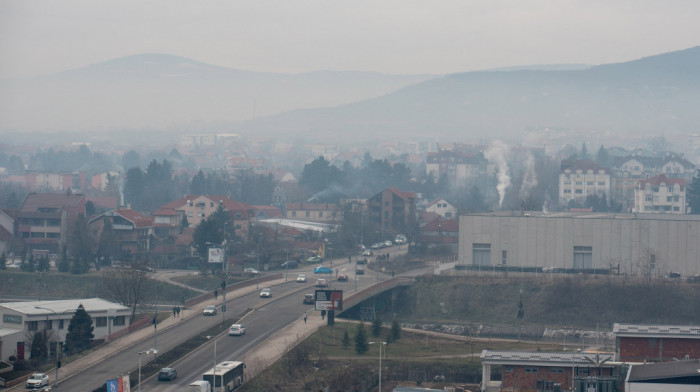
52 251 401 391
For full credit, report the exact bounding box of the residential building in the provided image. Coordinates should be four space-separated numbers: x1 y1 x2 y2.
285 203 341 223
614 323 700 363
419 217 458 251
90 171 119 192
17 193 86 256
459 211 700 277
23 171 88 193
367 188 417 235
480 350 618 392
425 198 457 219
159 195 255 239
558 160 610 206
425 150 489 188
633 174 686 214
88 208 153 258
0 298 131 362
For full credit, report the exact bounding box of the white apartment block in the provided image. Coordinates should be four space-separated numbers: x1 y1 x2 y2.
633 174 686 214
559 160 611 205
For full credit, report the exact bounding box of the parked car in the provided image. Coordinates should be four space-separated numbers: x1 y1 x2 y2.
203 305 217 316
158 367 177 381
314 265 333 274
244 267 260 274
228 324 246 336
370 243 382 250
260 288 272 298
296 274 307 283
305 256 323 263
303 294 315 304
356 267 365 275
362 250 374 256
337 274 348 282
384 240 393 247
26 373 49 389
315 278 328 287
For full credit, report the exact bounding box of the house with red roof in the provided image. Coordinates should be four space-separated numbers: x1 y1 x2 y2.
633 174 686 214
88 208 152 260
419 217 459 251
159 195 255 239
367 188 417 235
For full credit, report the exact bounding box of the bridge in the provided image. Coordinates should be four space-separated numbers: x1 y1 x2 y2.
338 276 415 316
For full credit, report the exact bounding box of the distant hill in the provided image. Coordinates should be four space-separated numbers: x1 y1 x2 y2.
243 46 700 143
0 53 436 132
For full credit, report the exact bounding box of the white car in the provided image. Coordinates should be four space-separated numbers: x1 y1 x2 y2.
26 373 49 389
244 268 260 274
260 288 272 298
203 305 217 316
228 324 246 336
296 274 307 283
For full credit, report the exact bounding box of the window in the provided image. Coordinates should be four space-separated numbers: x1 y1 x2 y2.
563 190 571 194
27 321 38 331
576 181 583 185
598 181 606 186
575 189 583 194
292 211 296 217
384 201 389 207
524 368 539 373
59 319 64 329
573 246 592 269
587 181 594 186
473 243 491 266
95 317 107 327
319 212 323 218
445 212 452 218
667 196 672 202
501 250 507 265
46 320 53 329
113 316 126 326
550 368 564 374
305 212 310 217
504 366 513 373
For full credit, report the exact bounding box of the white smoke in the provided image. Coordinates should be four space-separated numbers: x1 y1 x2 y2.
484 140 511 208
519 153 538 200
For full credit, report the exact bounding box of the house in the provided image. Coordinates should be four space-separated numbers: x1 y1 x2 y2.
23 171 88 193
425 198 457 219
367 188 417 235
17 193 87 256
0 298 131 362
151 208 181 237
425 150 489 188
633 174 686 214
419 218 458 250
558 160 610 205
159 195 255 239
480 350 619 392
614 323 700 363
285 203 341 223
88 208 153 259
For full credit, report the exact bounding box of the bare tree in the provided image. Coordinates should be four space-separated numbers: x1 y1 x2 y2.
101 262 153 322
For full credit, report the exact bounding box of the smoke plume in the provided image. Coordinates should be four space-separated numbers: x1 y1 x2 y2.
484 140 511 207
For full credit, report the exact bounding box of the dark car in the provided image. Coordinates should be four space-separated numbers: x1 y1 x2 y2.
303 294 315 304
356 267 365 275
357 257 368 265
158 367 177 381
337 274 348 282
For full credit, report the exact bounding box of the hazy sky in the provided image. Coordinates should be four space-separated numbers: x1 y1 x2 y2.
1 0 699 79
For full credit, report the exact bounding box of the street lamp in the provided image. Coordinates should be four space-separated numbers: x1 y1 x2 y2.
137 348 157 392
34 306 62 391
369 341 387 392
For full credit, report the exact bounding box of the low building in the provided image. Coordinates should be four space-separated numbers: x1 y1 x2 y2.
633 174 686 214
614 323 700 363
625 359 700 391
17 193 86 256
285 203 340 223
0 298 131 362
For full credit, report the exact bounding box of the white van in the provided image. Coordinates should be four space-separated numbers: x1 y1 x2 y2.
187 380 211 392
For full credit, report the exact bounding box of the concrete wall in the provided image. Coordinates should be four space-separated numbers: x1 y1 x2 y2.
459 213 700 277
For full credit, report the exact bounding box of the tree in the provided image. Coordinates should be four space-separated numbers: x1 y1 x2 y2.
96 220 119 269
687 170 700 214
580 143 589 160
102 263 153 322
595 145 611 168
28 331 48 363
391 318 402 341
190 170 207 195
65 304 94 354
37 255 50 272
0 252 6 270
299 157 343 198
354 321 368 354
58 247 70 273
70 213 93 274
342 330 351 349
371 317 382 338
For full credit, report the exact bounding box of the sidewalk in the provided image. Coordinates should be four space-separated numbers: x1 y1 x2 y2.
6 277 288 391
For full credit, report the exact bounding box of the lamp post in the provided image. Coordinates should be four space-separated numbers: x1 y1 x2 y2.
137 348 157 392
34 306 61 391
369 341 387 392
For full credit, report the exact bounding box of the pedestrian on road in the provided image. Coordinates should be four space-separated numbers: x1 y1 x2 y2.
321 310 326 320
214 288 218 300
303 312 307 324
172 306 176 317
176 306 181 317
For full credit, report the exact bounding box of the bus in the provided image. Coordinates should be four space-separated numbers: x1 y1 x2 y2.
202 361 245 392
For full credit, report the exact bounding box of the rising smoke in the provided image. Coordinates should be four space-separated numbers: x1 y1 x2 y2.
484 140 511 208
519 153 538 200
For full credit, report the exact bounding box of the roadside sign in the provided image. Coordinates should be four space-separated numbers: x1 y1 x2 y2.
314 290 343 311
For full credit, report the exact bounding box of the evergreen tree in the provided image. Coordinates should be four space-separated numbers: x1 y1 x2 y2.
29 331 48 363
688 170 700 214
342 330 351 349
595 145 611 168
190 170 207 195
385 331 394 344
580 143 589 159
37 255 50 272
65 304 94 354
0 252 6 270
371 317 382 338
58 247 71 273
354 321 368 354
391 319 402 341
70 213 93 274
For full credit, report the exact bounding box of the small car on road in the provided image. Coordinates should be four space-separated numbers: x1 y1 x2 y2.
314 266 333 274
203 305 217 316
158 367 177 381
228 324 246 336
337 274 348 282
303 294 315 304
315 278 328 287
356 267 365 275
296 274 307 283
244 267 260 274
26 373 49 389
306 256 323 263
260 288 272 298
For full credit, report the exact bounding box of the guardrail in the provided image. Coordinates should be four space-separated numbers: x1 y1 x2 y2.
184 273 283 307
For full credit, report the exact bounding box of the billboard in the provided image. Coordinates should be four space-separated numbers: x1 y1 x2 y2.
106 374 130 392
314 289 343 311
208 247 223 263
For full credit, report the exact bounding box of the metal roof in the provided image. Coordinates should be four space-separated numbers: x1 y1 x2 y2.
613 323 700 338
627 359 700 381
481 350 615 366
0 298 129 316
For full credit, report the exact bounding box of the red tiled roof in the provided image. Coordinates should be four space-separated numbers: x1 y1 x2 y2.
637 174 685 189
286 203 340 211
19 193 85 214
114 209 148 223
153 208 179 216
387 188 415 201
421 218 458 232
